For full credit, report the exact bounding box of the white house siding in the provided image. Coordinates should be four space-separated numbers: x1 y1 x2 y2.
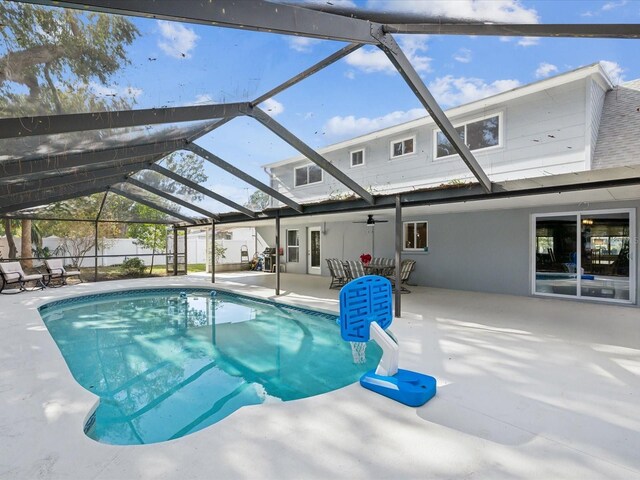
258 200 639 307
268 76 594 204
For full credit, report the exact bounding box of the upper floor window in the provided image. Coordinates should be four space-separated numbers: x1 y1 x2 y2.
404 221 428 251
435 114 501 159
294 164 323 187
390 136 415 159
351 149 365 167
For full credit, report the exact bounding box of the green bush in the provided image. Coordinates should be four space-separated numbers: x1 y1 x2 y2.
119 257 146 276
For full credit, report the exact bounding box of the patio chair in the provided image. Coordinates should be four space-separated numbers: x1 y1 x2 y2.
386 260 416 293
370 257 383 267
327 259 348 289
381 258 395 276
45 259 82 286
0 261 46 294
345 260 366 279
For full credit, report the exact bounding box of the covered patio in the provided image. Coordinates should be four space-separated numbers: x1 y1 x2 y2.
1 272 638 479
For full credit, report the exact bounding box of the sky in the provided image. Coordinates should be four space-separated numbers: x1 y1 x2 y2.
8 0 640 214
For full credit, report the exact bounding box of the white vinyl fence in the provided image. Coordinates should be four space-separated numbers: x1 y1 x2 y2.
1 227 267 269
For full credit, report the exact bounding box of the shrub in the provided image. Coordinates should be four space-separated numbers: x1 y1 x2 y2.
119 257 146 276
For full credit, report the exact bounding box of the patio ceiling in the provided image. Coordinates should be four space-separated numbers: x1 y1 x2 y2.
1 1 639 223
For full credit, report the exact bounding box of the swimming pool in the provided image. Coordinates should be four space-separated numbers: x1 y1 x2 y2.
39 288 381 445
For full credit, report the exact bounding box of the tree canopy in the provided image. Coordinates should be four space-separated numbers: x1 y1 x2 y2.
244 189 270 211
0 2 139 116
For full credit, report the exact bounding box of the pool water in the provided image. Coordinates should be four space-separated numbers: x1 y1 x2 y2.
39 289 381 445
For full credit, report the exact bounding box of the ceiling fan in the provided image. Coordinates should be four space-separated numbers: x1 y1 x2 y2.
353 214 389 227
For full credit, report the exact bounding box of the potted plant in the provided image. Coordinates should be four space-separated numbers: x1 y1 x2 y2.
360 253 372 265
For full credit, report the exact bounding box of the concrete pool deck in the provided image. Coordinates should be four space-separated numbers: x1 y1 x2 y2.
1 272 639 479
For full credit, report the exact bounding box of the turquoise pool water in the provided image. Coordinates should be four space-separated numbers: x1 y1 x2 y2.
39 289 380 445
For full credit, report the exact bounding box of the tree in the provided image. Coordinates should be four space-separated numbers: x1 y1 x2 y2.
214 241 227 264
244 189 271 211
2 219 18 259
0 3 139 116
0 4 138 261
21 219 32 267
127 205 168 275
134 152 208 200
36 193 119 268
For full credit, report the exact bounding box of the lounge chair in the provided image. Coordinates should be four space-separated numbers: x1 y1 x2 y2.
44 259 82 286
327 259 348 289
345 260 366 279
386 260 416 293
0 261 45 294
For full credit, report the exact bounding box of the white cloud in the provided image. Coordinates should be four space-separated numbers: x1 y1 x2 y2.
89 83 143 99
602 0 627 11
453 48 472 63
345 35 431 74
287 37 321 53
345 47 393 74
600 60 625 83
498 35 538 46
517 36 539 47
260 98 284 117
157 20 199 59
324 108 426 138
194 94 214 105
428 75 521 108
301 0 356 5
535 62 558 78
344 70 356 80
366 0 539 23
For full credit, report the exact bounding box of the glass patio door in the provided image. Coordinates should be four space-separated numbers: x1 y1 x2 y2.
307 227 321 275
533 209 635 303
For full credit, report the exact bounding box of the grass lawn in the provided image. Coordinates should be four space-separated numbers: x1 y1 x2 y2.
79 263 207 282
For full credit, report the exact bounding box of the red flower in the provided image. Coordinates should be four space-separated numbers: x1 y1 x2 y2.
360 253 372 264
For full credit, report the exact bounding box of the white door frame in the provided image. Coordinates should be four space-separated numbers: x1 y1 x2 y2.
307 226 322 275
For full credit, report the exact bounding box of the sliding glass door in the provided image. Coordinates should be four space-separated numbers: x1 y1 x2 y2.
532 209 635 303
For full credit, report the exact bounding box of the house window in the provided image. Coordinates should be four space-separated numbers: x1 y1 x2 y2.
390 136 415 159
351 149 365 167
215 230 233 240
287 229 300 262
435 114 500 159
294 164 323 187
403 221 428 251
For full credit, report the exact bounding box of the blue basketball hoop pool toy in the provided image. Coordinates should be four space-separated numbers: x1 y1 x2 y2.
339 275 436 407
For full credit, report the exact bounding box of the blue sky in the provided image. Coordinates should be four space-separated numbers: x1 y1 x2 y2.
17 0 640 212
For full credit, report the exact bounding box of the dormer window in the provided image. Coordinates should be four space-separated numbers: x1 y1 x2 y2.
435 114 501 159
390 136 415 159
294 164 323 187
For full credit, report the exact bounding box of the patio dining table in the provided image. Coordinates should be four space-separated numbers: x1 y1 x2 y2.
363 264 395 275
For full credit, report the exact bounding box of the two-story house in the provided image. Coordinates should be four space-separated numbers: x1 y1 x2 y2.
258 63 639 306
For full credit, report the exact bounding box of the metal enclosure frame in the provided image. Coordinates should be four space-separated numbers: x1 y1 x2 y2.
1 0 639 313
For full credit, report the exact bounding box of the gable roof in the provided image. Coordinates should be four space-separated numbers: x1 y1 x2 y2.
593 78 640 170
263 62 612 169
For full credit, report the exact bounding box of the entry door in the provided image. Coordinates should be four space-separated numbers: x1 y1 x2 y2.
307 227 321 275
